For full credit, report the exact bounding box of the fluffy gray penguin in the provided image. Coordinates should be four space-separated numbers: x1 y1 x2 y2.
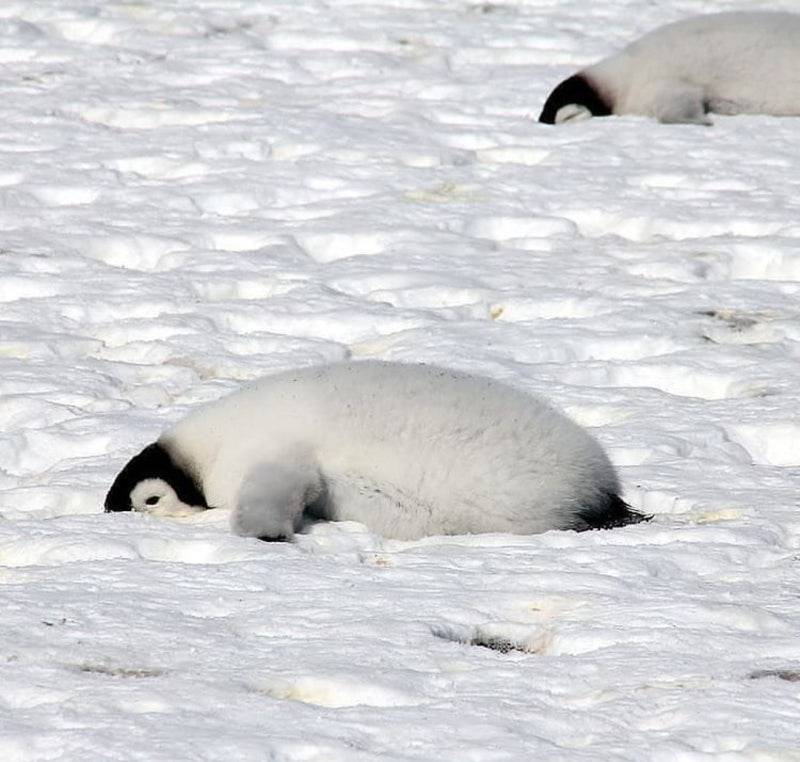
105 361 646 540
539 11 800 125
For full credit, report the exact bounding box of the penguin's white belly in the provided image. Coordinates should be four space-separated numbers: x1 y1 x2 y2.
321 472 436 540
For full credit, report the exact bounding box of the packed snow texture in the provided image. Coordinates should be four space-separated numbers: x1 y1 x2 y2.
1 0 799 759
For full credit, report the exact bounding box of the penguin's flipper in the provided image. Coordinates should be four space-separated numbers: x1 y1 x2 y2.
650 81 712 125
231 459 323 541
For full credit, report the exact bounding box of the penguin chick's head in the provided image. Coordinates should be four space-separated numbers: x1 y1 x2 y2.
538 73 612 124
104 442 208 516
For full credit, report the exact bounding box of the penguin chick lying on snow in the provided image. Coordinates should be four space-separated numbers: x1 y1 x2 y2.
539 11 800 125
105 361 647 540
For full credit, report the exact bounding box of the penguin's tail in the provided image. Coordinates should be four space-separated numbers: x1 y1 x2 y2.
576 492 651 531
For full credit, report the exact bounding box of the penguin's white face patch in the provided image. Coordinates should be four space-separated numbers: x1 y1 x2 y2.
130 478 204 517
554 104 593 124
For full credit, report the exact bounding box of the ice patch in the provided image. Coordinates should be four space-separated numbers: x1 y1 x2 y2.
203 230 286 252
78 103 238 129
192 192 260 216
296 231 396 263
256 675 422 708
476 146 550 165
725 423 800 467
78 233 190 270
465 215 575 241
563 209 786 242
270 141 322 161
0 277 62 303
0 486 103 519
727 242 800 281
0 171 25 187
135 537 263 565
50 18 121 45
0 537 136 567
105 155 208 180
0 680 70 710
26 185 99 206
611 364 734 400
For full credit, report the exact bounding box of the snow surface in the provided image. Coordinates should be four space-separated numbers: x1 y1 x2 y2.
1 0 800 759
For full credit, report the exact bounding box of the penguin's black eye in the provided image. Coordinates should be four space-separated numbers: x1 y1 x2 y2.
145 496 161 506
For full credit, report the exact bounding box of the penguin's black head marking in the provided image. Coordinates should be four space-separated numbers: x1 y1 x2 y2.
104 442 208 513
538 73 612 124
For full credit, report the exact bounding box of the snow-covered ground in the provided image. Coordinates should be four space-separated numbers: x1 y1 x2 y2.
1 0 799 758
